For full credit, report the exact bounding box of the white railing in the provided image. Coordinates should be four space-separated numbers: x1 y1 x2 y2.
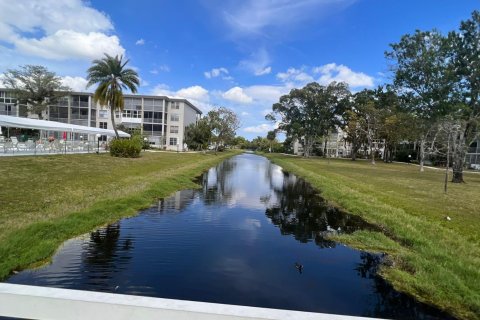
0 283 375 320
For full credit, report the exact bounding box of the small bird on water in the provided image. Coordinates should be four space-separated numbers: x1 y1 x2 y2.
295 262 304 274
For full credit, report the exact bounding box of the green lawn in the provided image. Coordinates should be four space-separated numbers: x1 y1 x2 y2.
265 154 480 320
0 151 238 280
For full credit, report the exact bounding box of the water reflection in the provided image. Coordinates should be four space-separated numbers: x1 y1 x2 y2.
6 153 451 319
356 253 454 319
265 172 375 248
81 223 134 291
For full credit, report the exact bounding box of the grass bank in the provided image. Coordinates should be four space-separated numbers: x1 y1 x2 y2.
0 150 240 280
264 154 480 320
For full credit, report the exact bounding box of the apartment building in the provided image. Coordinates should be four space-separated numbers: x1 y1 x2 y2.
467 139 480 168
0 89 202 151
291 127 385 158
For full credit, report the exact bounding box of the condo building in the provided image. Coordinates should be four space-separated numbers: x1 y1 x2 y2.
0 89 202 151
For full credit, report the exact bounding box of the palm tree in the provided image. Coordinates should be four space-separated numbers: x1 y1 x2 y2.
86 54 139 138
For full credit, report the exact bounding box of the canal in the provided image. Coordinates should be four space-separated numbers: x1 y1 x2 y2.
6 153 451 319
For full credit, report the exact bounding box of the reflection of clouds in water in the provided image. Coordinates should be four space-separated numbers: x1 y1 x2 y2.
206 167 218 188
197 206 226 224
238 218 262 244
198 154 303 224
226 189 274 210
214 257 260 293
269 165 285 189
245 218 261 228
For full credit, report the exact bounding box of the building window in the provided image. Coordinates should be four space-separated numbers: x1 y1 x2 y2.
5 105 12 112
99 122 107 129
170 125 179 134
171 102 180 110
99 110 108 118
169 137 177 146
122 110 141 118
170 113 179 122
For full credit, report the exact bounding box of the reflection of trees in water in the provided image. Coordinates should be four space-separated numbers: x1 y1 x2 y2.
82 223 134 289
199 159 237 205
357 253 454 320
265 172 374 249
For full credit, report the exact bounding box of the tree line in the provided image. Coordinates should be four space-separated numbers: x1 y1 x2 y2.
266 10 480 183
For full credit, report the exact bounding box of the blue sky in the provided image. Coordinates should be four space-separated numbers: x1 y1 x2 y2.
0 0 477 139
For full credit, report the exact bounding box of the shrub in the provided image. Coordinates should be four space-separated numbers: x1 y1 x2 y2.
109 137 142 158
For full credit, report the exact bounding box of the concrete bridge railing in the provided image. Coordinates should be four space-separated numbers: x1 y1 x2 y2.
0 283 377 320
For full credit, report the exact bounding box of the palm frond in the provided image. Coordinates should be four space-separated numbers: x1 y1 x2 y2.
86 53 139 117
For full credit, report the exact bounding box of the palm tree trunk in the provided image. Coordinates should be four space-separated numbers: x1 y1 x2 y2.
110 108 119 139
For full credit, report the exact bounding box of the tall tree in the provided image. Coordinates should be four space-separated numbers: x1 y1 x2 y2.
86 54 139 138
342 107 366 161
266 130 276 152
350 89 384 164
205 107 240 152
448 11 480 182
381 112 416 163
232 136 249 149
3 65 70 119
267 82 349 157
184 118 212 151
374 86 415 163
386 30 456 172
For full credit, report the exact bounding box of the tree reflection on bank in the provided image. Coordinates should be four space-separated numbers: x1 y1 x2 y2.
264 166 375 248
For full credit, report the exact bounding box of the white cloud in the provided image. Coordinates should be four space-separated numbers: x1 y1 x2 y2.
221 0 356 38
273 64 374 89
135 38 145 45
241 111 250 116
276 67 314 85
61 76 88 92
151 84 173 96
15 30 125 61
139 77 149 87
255 66 271 76
222 87 253 104
177 85 210 102
313 63 374 88
0 0 113 35
150 65 170 74
159 64 170 72
243 123 275 133
151 84 211 112
0 0 125 61
244 85 290 104
204 67 229 79
239 48 271 76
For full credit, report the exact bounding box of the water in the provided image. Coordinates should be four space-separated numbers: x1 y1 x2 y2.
6 153 451 319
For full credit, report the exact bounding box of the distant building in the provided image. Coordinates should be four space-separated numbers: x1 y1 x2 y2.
0 89 202 150
291 128 384 158
466 139 480 169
